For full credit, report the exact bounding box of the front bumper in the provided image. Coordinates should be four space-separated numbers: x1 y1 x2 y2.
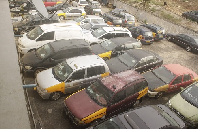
35 86 50 99
141 40 153 45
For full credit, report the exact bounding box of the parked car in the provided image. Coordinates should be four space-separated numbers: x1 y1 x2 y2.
64 70 148 126
71 15 105 26
43 0 63 7
20 39 92 76
142 64 198 98
84 26 132 45
167 82 198 128
13 13 59 35
106 49 163 74
91 37 142 60
141 24 165 41
111 9 135 27
57 7 86 20
90 104 186 129
84 0 101 15
46 3 70 13
103 12 122 26
80 21 108 31
182 11 198 23
17 23 85 54
34 55 110 100
165 33 198 54
128 26 154 45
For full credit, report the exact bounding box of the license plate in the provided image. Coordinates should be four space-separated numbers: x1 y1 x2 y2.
95 13 99 15
116 25 120 27
146 41 150 43
129 22 132 24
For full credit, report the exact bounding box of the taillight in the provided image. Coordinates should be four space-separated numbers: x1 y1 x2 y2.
142 37 144 39
125 20 127 23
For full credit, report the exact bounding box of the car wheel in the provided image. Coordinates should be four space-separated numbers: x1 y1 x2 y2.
50 92 61 101
186 46 192 52
59 16 65 20
34 68 44 77
155 92 164 99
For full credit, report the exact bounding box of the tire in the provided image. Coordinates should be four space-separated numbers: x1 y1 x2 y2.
186 45 192 52
59 16 65 20
49 92 61 101
155 92 164 99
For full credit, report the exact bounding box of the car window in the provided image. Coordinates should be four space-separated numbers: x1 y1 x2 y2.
70 69 85 80
183 74 191 82
69 9 81 13
87 66 105 78
36 31 54 41
171 76 182 85
111 90 125 104
100 33 113 39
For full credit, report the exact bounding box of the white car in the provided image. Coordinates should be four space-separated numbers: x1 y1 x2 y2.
35 55 110 100
18 23 84 54
84 26 132 45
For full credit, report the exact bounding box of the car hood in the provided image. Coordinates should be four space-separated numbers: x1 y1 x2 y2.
106 58 129 73
36 68 61 89
65 89 103 120
91 44 107 54
18 33 37 48
20 50 42 66
142 71 166 91
84 32 99 44
170 93 198 121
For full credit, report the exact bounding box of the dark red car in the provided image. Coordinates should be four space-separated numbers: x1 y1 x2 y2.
64 70 148 126
43 0 62 7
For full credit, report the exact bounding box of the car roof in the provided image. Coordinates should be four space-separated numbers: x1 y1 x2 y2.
66 55 106 71
137 26 152 32
49 39 89 52
103 27 129 33
40 23 82 32
126 49 157 61
144 24 164 30
110 37 137 45
164 64 198 77
101 70 144 93
84 15 103 19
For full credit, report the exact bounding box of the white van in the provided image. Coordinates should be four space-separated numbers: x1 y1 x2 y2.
17 23 85 54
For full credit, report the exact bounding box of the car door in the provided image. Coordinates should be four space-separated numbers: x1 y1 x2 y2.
64 69 87 93
169 75 183 92
181 74 193 87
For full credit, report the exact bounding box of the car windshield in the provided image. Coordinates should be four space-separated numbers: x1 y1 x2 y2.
118 53 137 67
101 40 116 51
153 66 176 84
144 31 153 37
63 8 70 13
91 27 106 38
52 61 73 82
94 118 120 129
35 44 53 60
86 80 113 106
126 16 135 21
81 23 92 30
180 82 198 108
74 16 84 22
26 26 44 40
80 1 88 4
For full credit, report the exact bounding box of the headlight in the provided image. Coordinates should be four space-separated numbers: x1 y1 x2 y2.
167 100 172 107
25 66 32 70
14 28 18 31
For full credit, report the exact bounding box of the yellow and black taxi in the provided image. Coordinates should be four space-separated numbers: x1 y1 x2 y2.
91 37 142 60
64 70 148 126
141 24 165 41
128 26 154 45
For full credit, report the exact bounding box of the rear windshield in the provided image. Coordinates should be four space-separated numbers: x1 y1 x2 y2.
36 44 53 59
127 16 135 21
26 26 44 40
180 82 198 108
101 40 116 51
153 66 176 84
118 53 137 67
144 31 153 37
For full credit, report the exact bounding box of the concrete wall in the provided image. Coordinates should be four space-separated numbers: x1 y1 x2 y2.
0 0 30 129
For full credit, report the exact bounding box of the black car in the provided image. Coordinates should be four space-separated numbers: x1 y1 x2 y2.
91 37 142 60
105 49 163 74
141 24 165 41
128 26 154 44
90 105 186 129
20 39 92 76
80 21 108 31
13 13 59 35
165 33 198 54
84 0 101 15
103 12 122 26
182 11 198 23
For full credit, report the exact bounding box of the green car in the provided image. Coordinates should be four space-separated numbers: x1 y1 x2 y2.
167 82 198 128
